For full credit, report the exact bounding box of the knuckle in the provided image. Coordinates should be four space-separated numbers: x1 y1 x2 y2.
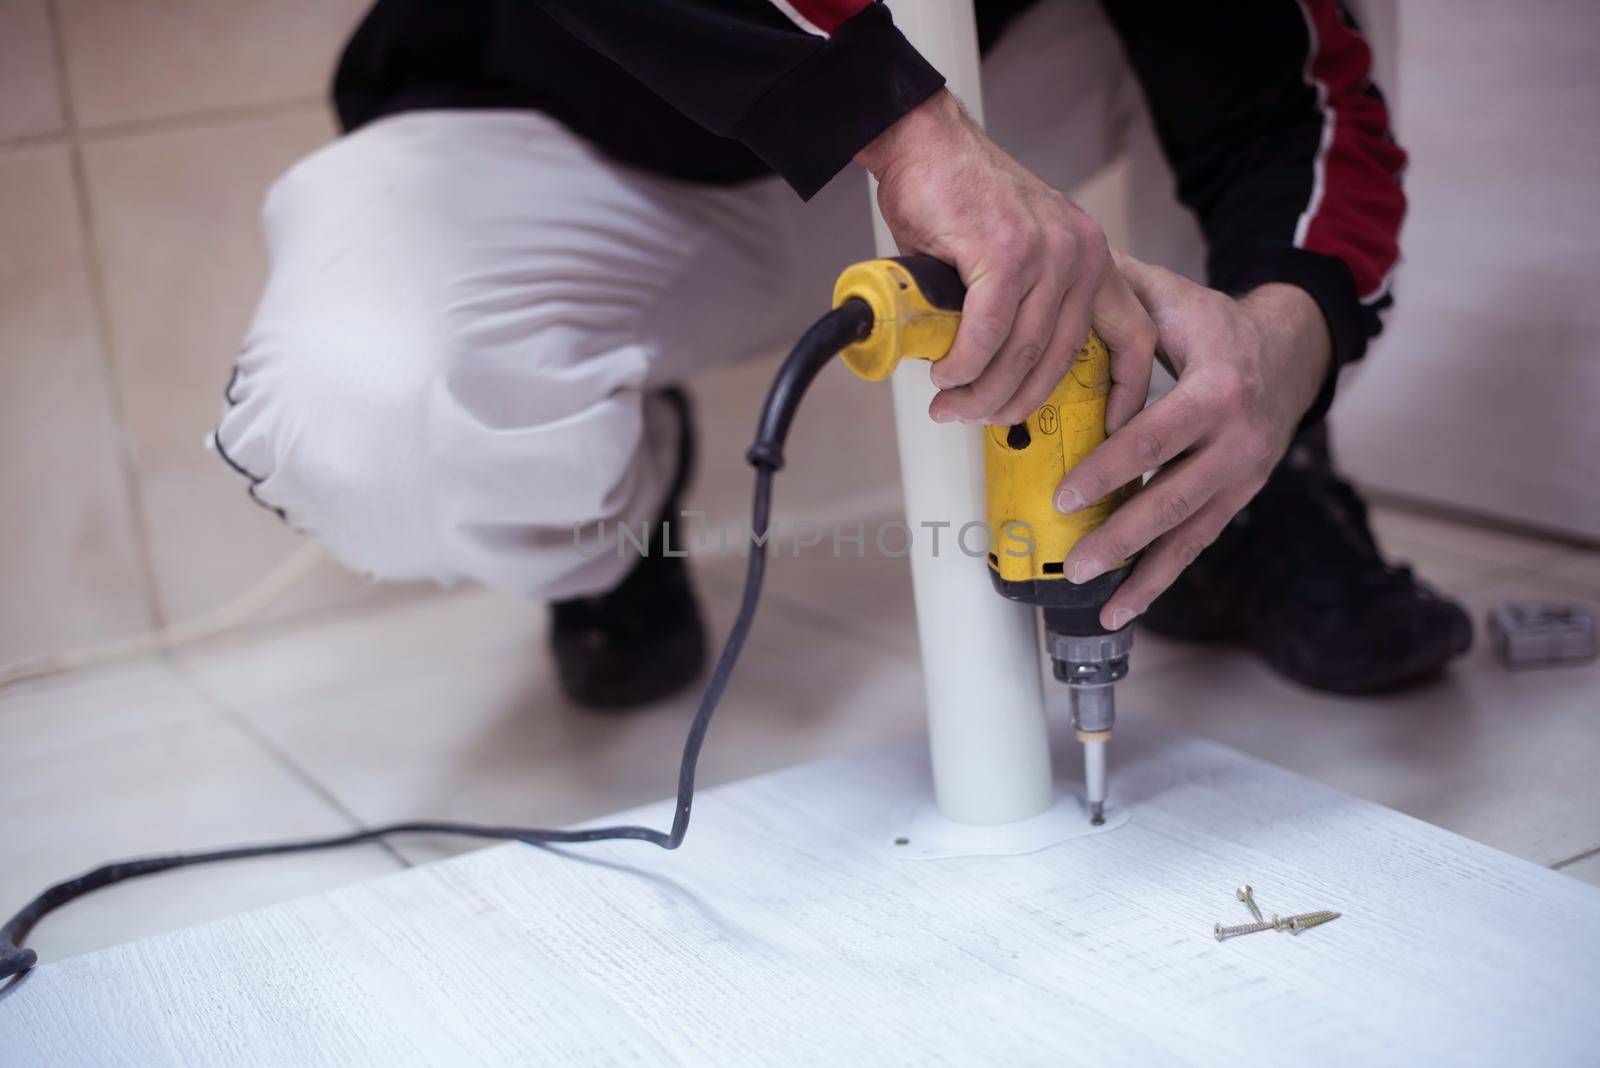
1052 231 1082 268
1158 491 1191 527
1133 429 1164 465
968 316 1011 356
1100 538 1132 564
1243 429 1277 470
1175 537 1209 567
994 228 1033 263
1010 341 1045 371
1208 369 1246 410
1076 214 1107 251
1230 415 1277 470
1201 288 1235 317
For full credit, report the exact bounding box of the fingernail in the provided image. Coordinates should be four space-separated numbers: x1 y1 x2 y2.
932 409 955 424
1070 559 1101 584
1056 488 1085 514
931 371 951 389
1108 608 1135 630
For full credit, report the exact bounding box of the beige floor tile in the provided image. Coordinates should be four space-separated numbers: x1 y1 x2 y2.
0 659 212 768
1121 571 1600 868
0 144 155 665
55 0 370 128
1 713 403 963
1518 545 1600 600
176 587 528 714
0 0 63 142
1369 502 1570 575
1556 851 1600 890
79 109 409 626
180 577 930 867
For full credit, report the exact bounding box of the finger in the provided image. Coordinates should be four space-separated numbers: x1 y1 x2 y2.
1111 249 1192 379
987 278 1092 427
1053 383 1206 515
930 280 1063 424
1096 488 1249 629
1110 248 1167 308
1061 449 1227 585
1092 268 1157 434
928 266 1025 392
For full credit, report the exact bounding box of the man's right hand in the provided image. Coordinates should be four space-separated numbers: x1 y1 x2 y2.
855 89 1156 432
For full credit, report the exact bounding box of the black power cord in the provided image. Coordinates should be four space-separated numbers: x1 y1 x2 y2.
0 299 875 982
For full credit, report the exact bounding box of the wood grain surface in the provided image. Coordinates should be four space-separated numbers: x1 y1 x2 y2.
7 719 1600 1066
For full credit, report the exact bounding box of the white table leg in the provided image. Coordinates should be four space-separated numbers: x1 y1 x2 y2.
868 0 1053 825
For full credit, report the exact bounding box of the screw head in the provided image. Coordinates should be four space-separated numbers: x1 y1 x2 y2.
1235 884 1264 921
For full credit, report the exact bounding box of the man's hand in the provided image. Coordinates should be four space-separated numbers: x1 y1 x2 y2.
856 90 1156 431
1058 252 1334 630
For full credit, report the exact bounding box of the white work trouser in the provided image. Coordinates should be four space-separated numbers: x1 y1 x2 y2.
213 1 1195 600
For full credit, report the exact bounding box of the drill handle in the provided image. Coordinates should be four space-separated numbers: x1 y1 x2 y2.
831 256 966 380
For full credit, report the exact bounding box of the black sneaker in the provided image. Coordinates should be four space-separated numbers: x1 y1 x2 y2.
549 388 707 710
1141 425 1473 694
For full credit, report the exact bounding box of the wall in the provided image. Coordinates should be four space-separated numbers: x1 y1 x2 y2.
1330 0 1600 540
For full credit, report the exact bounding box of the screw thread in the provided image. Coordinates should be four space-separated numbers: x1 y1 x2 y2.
1275 910 1341 934
1213 920 1275 941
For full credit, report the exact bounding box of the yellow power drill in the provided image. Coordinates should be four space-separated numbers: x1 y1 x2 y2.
832 256 1138 824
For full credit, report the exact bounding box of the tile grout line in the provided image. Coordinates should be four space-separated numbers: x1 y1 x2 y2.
173 662 414 871
80 96 331 146
1389 539 1597 602
0 98 331 155
43 0 168 632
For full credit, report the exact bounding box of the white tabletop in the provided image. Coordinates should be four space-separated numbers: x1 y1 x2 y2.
8 719 1600 1066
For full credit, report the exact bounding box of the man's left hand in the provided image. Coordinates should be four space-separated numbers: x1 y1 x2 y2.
1057 251 1334 630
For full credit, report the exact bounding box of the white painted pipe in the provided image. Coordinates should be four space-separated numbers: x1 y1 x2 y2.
869 0 1054 825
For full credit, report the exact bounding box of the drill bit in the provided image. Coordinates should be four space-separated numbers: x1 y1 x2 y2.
1081 730 1108 825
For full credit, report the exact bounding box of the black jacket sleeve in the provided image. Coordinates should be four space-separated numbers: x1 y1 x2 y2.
533 0 945 200
1102 0 1407 423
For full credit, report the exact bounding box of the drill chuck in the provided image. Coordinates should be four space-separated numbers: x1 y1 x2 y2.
1052 624 1132 735
1049 614 1131 827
